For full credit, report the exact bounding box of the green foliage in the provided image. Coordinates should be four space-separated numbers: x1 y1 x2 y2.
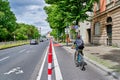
45 0 60 4
44 5 66 29
0 11 5 19
14 23 40 40
0 0 17 32
32 27 40 39
44 5 66 41
0 27 9 41
70 29 76 39
50 29 57 39
0 0 17 41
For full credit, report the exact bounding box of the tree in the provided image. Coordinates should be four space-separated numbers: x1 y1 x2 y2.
44 5 66 41
44 0 98 41
45 0 98 25
0 0 17 41
44 5 66 29
14 23 40 40
0 11 5 20
50 29 57 40
0 26 9 41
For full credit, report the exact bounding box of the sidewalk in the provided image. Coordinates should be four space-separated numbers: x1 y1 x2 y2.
84 44 120 80
58 42 120 80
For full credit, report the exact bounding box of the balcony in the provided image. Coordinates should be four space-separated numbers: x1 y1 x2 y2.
106 0 120 9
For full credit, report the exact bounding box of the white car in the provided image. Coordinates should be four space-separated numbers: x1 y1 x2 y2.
30 39 38 45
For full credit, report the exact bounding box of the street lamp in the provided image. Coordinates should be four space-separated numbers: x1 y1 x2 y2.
13 32 16 41
65 26 69 46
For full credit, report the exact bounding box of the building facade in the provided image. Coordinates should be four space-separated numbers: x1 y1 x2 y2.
69 19 92 44
79 20 92 44
92 0 120 47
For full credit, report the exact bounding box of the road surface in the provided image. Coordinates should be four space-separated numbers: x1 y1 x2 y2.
0 40 116 80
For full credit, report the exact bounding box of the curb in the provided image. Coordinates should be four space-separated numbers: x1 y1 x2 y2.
60 43 120 80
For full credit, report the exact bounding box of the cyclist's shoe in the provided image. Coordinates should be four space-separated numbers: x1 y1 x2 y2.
81 66 86 71
76 62 79 67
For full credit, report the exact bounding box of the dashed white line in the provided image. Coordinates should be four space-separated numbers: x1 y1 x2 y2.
36 47 48 80
0 56 9 62
18 49 26 53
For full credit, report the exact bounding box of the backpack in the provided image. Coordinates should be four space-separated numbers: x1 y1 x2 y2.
76 39 84 49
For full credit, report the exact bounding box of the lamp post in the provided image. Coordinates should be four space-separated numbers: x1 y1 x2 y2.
14 35 15 41
13 32 16 41
40 27 41 34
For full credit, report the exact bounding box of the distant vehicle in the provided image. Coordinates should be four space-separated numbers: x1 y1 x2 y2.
30 39 38 45
40 39 44 42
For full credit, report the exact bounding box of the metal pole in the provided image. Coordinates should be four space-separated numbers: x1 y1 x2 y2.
66 34 68 46
66 28 67 46
48 40 52 80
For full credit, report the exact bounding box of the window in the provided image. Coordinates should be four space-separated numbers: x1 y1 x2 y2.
94 22 101 36
107 17 112 23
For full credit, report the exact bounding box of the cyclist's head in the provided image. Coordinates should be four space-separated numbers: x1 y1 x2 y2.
77 35 80 39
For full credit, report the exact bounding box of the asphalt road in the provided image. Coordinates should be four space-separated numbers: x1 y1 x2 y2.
0 40 49 80
0 40 116 80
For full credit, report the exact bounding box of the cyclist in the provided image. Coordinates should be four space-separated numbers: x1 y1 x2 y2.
74 35 85 67
74 35 84 56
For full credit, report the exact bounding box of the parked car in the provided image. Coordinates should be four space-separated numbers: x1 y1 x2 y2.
30 39 38 45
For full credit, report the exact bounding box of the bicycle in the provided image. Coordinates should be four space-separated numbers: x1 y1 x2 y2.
74 49 86 71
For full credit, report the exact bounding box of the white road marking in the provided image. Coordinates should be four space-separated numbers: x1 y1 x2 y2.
18 49 26 53
52 44 63 80
26 51 30 53
48 63 52 69
36 47 48 80
15 70 24 74
4 67 24 75
0 56 9 62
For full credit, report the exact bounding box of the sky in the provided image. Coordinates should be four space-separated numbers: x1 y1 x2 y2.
8 0 51 35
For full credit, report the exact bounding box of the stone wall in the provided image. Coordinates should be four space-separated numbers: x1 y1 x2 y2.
92 6 120 47
112 7 120 47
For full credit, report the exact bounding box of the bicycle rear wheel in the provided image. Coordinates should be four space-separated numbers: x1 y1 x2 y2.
78 50 86 71
79 61 86 71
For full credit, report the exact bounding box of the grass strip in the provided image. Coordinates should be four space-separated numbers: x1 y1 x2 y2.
0 41 29 50
85 53 120 72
